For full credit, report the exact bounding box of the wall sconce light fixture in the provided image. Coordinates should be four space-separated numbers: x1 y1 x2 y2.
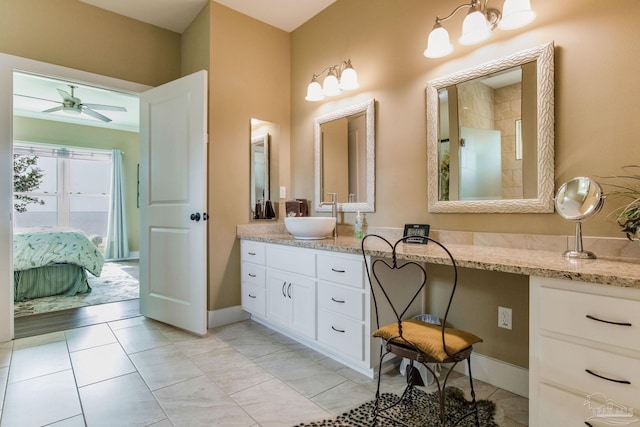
305 59 359 102
424 0 536 59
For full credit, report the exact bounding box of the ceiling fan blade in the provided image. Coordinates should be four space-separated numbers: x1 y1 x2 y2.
82 103 127 112
57 88 73 102
82 108 112 122
42 106 63 113
14 94 60 104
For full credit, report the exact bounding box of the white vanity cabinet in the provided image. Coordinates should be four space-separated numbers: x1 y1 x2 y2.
266 271 316 339
240 241 267 316
240 240 375 376
530 276 640 426
316 253 368 364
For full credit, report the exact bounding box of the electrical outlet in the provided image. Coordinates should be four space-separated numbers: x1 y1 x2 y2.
498 306 512 330
279 186 286 199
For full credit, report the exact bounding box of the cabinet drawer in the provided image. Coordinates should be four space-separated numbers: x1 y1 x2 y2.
539 336 640 408
539 286 640 352
318 281 364 321
538 384 611 427
267 245 315 277
317 309 364 361
241 262 265 288
241 241 266 265
317 254 364 288
241 283 266 317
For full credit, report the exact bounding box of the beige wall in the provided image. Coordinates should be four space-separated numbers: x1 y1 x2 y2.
207 2 290 310
181 2 211 77
291 0 640 235
291 0 640 367
0 0 181 87
13 116 140 252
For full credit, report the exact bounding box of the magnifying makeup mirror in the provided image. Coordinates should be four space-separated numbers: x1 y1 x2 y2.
555 177 604 259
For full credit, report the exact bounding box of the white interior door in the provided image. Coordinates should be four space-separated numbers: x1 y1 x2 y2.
139 70 208 336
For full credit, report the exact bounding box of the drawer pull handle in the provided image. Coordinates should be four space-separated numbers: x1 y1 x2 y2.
331 297 346 303
248 294 257 299
248 252 256 256
282 281 287 297
248 273 257 278
331 268 346 273
585 369 631 385
331 326 345 333
586 314 632 327
287 283 292 298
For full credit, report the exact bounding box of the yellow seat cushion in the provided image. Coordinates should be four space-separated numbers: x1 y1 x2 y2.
373 319 482 362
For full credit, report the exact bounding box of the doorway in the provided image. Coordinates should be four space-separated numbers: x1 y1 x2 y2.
11 72 142 333
0 53 150 342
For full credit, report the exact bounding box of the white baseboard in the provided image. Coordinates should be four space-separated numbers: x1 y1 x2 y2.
452 353 528 398
208 305 249 329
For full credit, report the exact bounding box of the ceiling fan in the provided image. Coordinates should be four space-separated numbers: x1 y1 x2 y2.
30 85 127 123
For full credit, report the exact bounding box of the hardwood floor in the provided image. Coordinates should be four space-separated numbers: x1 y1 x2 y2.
14 299 140 339
14 259 141 339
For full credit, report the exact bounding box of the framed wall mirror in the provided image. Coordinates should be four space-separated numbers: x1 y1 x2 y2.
426 42 554 213
250 129 269 218
315 98 375 213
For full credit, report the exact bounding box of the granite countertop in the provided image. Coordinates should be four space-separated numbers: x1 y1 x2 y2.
237 230 640 289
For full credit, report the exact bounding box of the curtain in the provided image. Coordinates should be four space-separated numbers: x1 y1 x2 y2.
104 150 130 260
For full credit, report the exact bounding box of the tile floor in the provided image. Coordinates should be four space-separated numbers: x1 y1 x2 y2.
0 317 528 426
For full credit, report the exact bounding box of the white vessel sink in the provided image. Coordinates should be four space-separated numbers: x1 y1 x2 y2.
284 217 336 240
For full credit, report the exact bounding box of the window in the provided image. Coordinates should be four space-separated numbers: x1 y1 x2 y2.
13 143 112 243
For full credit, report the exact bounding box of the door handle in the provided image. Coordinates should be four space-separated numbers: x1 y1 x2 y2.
203 212 209 221
190 212 201 221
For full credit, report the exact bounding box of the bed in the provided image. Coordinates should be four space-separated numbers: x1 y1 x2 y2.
13 230 105 301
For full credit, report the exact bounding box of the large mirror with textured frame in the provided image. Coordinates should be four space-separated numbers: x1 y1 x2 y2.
315 98 375 213
426 42 554 213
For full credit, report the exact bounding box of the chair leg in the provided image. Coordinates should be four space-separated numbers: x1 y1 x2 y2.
371 347 386 426
467 357 481 427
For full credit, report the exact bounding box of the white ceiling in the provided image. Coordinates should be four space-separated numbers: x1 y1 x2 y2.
79 0 335 33
13 72 140 132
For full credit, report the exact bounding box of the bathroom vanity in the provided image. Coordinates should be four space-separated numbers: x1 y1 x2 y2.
238 227 640 426
240 239 420 377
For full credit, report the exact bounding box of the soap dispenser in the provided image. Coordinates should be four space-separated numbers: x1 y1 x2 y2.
354 211 363 239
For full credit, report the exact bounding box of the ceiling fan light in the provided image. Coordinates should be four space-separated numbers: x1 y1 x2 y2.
424 23 454 58
459 8 491 45
305 80 324 102
498 0 536 30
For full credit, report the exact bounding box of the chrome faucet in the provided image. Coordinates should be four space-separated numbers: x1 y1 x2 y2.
320 192 338 237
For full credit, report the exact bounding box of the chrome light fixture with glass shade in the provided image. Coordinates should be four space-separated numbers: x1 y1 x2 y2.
424 0 537 59
305 59 359 102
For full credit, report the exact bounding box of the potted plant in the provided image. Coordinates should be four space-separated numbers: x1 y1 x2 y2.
603 165 640 241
